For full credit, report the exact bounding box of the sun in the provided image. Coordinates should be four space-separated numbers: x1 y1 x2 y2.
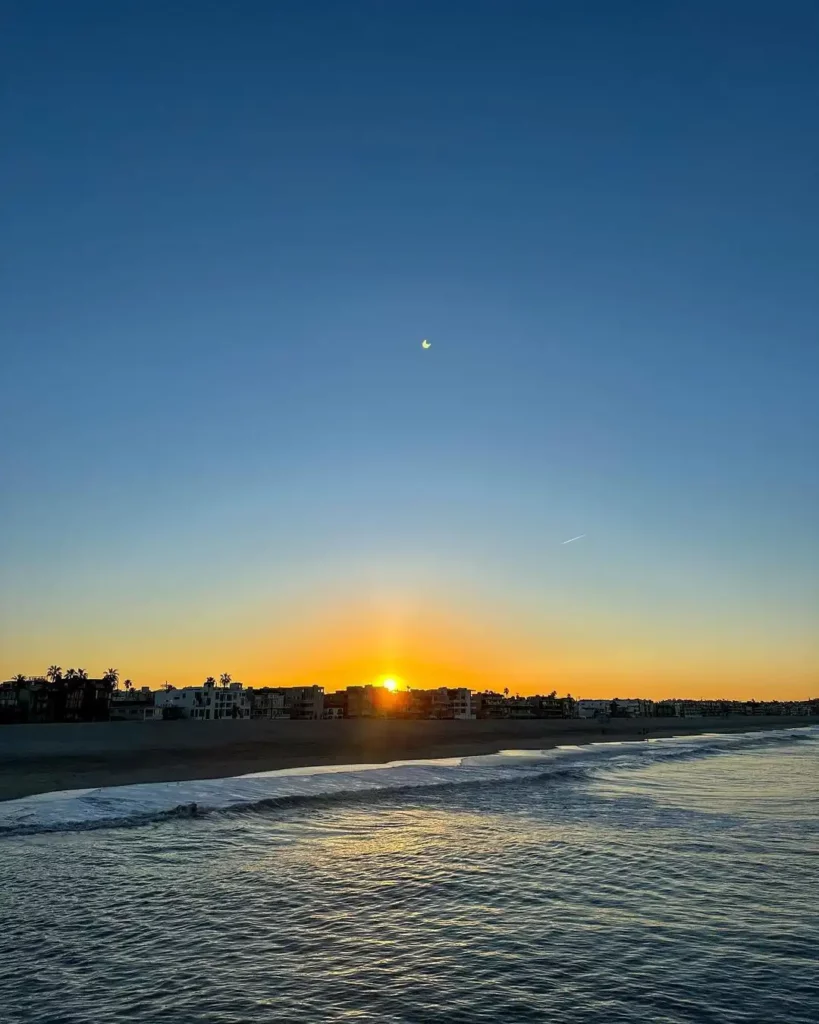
382 677 398 692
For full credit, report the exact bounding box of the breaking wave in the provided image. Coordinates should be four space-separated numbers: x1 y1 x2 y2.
1 726 816 835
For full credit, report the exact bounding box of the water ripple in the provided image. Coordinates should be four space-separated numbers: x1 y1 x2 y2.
1 730 817 1023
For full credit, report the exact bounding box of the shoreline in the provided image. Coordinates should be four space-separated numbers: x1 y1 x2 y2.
1 714 816 802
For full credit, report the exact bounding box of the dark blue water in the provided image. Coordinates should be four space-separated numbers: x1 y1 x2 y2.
1 728 817 1023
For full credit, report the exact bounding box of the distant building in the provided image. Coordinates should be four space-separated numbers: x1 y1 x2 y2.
0 676 113 724
248 685 324 720
576 698 653 719
609 698 654 718
281 685 324 720
786 701 816 716
249 688 288 719
505 697 534 719
334 685 474 719
345 685 378 718
322 691 348 719
110 687 156 722
0 678 54 723
528 694 576 718
406 688 434 719
575 699 611 720
0 683 19 722
677 699 732 717
473 691 509 719
154 681 250 720
430 687 474 720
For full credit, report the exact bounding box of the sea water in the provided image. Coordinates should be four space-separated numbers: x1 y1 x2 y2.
1 728 817 1023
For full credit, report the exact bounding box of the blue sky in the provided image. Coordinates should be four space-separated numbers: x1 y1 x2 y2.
2 1 817 694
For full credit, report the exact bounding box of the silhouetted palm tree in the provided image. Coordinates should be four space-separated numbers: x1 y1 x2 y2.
47 665 62 683
76 668 88 680
204 676 216 687
104 667 119 686
123 678 133 691
219 673 232 689
12 674 27 685
65 668 77 680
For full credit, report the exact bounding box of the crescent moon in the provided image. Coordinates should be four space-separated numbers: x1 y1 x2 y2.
421 339 431 349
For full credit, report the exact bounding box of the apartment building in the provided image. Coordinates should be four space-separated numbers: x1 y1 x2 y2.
155 681 250 720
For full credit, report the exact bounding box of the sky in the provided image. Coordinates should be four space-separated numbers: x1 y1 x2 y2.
2 1 818 698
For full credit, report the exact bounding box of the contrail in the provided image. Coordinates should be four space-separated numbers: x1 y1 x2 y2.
561 534 586 545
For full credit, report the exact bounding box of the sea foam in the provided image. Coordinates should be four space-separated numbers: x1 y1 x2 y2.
1 726 815 834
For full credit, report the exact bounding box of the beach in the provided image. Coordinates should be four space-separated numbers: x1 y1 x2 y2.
1 713 816 802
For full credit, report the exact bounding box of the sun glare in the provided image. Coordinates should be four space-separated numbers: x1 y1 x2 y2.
382 677 398 691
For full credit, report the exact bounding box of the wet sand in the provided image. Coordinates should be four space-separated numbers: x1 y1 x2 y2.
1 714 816 802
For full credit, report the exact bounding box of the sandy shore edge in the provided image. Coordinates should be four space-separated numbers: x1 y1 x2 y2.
1 714 817 802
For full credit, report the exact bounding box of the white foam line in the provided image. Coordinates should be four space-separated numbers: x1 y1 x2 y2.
1 726 815 834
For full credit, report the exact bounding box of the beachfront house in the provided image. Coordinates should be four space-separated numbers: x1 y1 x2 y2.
610 698 654 718
248 685 324 719
110 687 156 721
472 691 509 718
0 676 114 724
154 681 251 720
322 691 348 718
576 699 612 720
528 694 577 718
431 687 475 720
248 688 288 719
281 685 324 719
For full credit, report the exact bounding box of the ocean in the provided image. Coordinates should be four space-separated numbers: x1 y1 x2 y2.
1 727 817 1023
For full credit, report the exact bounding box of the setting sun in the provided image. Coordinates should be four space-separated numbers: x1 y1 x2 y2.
382 678 398 691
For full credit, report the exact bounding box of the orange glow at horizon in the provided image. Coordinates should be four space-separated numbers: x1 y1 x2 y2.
4 593 817 702
159 601 813 701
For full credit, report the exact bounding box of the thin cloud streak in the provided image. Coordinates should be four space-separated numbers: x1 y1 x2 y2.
561 534 586 545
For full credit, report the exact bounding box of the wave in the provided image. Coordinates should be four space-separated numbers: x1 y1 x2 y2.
1 726 816 836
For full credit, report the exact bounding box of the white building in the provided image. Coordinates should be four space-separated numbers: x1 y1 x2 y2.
154 681 250 720
576 699 612 719
611 698 654 717
576 698 653 718
452 687 475 719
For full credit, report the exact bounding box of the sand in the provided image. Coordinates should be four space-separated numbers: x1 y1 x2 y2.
1 714 816 802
